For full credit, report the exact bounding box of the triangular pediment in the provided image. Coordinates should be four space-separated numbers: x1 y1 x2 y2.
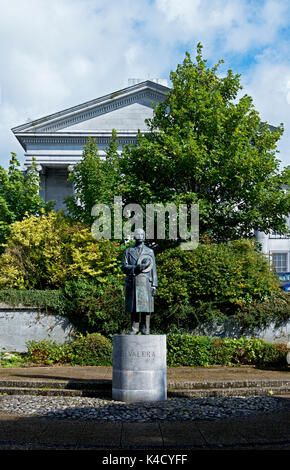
61 101 157 132
12 81 169 136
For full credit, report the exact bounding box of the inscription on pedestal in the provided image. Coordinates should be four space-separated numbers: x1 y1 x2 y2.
124 350 156 359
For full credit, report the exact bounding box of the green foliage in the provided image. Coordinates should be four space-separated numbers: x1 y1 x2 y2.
166 334 287 367
0 289 66 313
62 277 128 335
65 132 121 226
0 153 53 246
0 233 285 335
0 352 27 368
120 43 290 243
0 235 284 335
26 333 113 366
167 334 213 366
0 211 121 289
235 289 290 330
25 334 287 369
26 339 74 365
153 239 281 332
69 333 113 366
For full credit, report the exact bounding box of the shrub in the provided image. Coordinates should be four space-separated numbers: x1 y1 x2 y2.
26 333 287 368
0 289 66 314
0 153 53 247
166 334 287 368
155 239 281 331
235 289 290 330
69 333 113 366
26 339 73 365
26 333 113 366
0 211 121 289
151 300 226 333
166 334 213 366
260 342 288 367
62 277 128 335
0 352 27 368
0 280 129 337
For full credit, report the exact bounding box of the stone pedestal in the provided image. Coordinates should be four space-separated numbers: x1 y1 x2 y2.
112 335 167 403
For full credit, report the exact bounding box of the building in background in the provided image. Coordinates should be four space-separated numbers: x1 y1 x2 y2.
256 215 290 279
12 79 169 211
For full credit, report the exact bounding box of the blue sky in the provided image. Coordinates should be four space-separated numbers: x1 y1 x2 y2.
0 0 290 169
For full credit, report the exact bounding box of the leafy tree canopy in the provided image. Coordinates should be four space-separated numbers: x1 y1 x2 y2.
119 43 290 242
65 130 121 226
0 153 53 245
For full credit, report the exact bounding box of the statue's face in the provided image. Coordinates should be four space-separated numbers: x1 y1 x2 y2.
134 229 145 242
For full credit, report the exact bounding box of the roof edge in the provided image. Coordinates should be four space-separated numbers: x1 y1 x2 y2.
11 80 170 134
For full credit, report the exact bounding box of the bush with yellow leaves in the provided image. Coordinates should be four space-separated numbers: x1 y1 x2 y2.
0 210 121 289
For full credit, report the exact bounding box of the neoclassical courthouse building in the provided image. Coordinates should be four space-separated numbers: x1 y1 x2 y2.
11 79 290 276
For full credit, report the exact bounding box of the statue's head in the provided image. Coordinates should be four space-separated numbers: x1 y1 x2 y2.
134 228 145 242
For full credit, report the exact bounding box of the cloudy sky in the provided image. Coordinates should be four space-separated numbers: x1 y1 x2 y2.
1 0 290 169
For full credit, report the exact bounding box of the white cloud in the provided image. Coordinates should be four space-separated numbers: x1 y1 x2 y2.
241 53 290 168
155 0 288 53
0 0 154 164
0 0 289 169
156 0 242 32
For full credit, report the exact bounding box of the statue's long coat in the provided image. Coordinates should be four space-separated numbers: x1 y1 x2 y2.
121 244 158 313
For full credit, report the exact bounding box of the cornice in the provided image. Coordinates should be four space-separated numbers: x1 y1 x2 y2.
20 133 142 146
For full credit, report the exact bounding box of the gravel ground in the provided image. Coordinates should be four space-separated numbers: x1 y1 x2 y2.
0 395 289 422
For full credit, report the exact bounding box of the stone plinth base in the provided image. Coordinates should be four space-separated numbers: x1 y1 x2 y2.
112 335 167 403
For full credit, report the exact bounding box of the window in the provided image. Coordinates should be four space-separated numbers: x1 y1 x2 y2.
272 253 288 272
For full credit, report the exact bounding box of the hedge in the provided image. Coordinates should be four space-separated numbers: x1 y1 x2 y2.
25 333 288 368
0 289 66 313
166 334 288 367
26 333 113 366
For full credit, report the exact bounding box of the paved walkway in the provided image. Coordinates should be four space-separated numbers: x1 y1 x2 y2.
0 364 289 382
0 411 290 451
0 365 289 451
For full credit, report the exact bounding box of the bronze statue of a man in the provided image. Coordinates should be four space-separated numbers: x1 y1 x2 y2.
121 228 158 335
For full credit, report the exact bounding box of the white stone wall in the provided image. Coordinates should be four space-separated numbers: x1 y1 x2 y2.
0 308 77 353
193 318 290 344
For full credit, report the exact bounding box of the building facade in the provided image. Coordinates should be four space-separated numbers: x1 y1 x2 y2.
12 79 169 211
256 221 290 279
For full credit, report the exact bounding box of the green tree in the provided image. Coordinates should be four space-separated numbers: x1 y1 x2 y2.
120 43 290 243
65 130 121 226
0 153 53 245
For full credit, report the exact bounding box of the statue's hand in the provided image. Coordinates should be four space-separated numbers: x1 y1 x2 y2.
152 287 156 296
135 264 142 274
136 257 150 273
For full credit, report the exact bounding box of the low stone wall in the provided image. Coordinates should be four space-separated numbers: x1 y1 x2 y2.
192 317 290 344
0 305 77 353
